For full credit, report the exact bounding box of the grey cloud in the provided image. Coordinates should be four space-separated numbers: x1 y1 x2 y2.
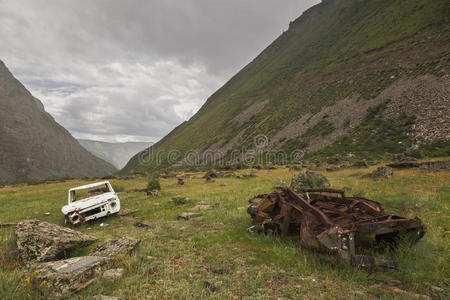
0 0 319 142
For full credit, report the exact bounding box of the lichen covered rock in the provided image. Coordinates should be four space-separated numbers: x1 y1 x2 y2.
90 236 140 258
31 256 107 298
15 220 97 263
366 166 394 179
290 171 330 193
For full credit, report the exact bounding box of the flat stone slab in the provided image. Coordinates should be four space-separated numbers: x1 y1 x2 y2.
177 212 202 220
188 204 214 211
90 236 140 258
103 268 124 281
15 219 97 263
31 256 107 298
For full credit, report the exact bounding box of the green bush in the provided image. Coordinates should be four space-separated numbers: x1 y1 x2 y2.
147 175 161 191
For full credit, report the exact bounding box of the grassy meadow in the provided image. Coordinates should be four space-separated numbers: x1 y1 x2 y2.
0 163 449 299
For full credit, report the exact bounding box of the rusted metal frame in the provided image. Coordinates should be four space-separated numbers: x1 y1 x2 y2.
286 189 334 228
303 188 346 200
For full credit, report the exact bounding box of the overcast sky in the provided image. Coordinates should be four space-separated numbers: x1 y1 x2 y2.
0 0 319 142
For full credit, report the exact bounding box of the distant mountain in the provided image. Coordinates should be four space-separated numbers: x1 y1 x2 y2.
78 139 152 169
123 0 449 174
0 60 116 184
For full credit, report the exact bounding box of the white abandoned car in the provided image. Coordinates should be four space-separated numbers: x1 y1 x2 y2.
62 181 121 225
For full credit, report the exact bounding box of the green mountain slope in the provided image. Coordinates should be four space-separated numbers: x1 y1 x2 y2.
123 0 450 174
0 61 117 184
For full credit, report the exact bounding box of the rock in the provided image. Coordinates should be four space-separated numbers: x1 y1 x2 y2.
419 160 450 171
43 212 51 216
177 178 185 185
103 268 124 281
90 237 140 258
188 204 214 211
365 166 394 179
203 169 219 178
147 189 160 196
177 212 202 220
31 256 107 298
15 220 97 263
242 170 256 178
387 162 420 169
290 171 330 193
133 222 152 230
117 208 138 217
91 295 125 300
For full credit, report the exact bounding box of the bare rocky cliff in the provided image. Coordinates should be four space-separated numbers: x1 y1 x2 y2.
0 60 116 184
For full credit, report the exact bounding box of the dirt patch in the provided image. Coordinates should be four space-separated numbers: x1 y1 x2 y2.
231 100 269 127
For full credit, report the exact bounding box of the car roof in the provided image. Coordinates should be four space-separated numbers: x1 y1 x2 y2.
69 181 111 192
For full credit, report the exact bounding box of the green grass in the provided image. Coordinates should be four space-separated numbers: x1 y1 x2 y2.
1 165 449 299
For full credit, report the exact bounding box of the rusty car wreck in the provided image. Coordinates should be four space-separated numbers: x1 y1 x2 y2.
247 188 425 269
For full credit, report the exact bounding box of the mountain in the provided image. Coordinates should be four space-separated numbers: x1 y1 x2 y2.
78 139 152 169
123 0 449 174
0 60 117 184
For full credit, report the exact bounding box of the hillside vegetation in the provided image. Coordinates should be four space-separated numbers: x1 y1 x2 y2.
123 0 449 174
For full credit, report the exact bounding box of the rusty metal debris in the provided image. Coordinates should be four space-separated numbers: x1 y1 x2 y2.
247 188 425 268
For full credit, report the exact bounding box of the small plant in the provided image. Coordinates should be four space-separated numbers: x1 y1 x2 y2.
147 175 161 191
171 196 188 205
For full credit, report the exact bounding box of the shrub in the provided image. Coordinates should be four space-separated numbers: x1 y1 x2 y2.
147 175 161 191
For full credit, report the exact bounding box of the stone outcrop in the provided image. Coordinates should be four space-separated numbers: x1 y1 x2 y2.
15 220 97 263
365 166 394 179
290 171 330 193
188 202 215 211
31 256 108 298
90 237 140 258
103 268 124 281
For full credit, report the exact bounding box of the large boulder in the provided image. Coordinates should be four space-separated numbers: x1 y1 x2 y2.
365 166 394 179
90 236 140 259
15 220 97 263
31 256 107 298
290 171 330 193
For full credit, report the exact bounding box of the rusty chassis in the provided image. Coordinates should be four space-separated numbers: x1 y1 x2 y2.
247 188 425 269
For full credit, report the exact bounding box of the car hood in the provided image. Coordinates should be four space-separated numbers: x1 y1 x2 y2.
62 192 116 214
